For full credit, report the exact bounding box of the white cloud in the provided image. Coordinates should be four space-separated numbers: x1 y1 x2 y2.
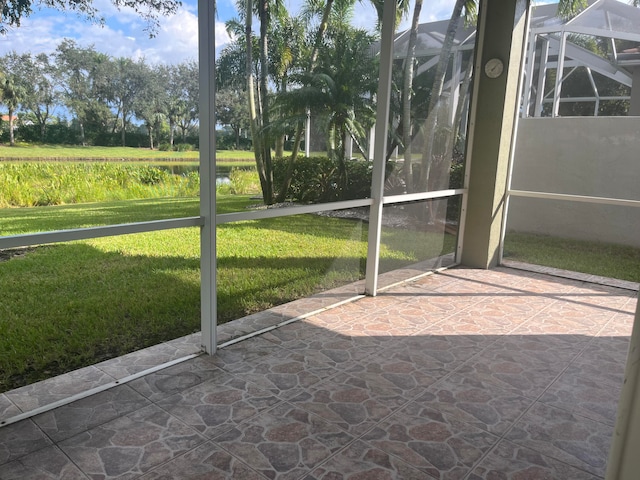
0 4 231 65
0 0 458 64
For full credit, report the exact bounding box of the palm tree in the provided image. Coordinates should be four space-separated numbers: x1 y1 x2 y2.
237 0 289 204
278 27 378 199
276 0 410 203
276 0 346 203
417 0 476 192
401 0 423 193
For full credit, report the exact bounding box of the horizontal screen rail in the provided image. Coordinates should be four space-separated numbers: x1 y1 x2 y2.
215 199 373 224
508 189 640 208
383 189 466 205
2 188 469 250
0 217 202 250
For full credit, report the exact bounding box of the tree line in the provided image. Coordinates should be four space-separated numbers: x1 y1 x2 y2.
0 39 199 149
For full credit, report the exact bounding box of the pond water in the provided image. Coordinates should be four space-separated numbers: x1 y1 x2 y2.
151 164 231 184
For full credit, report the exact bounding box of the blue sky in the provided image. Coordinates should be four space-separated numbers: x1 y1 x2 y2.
0 0 458 65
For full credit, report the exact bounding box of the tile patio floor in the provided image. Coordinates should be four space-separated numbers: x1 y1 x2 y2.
0 265 637 479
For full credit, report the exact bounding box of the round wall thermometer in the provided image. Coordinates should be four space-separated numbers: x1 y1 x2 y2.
484 58 504 78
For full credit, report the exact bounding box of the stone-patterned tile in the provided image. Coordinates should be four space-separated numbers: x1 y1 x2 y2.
559 284 635 309
420 313 515 336
489 335 584 363
263 330 380 371
344 352 441 396
0 419 52 465
288 372 410 436
217 311 287 343
209 337 287 373
468 440 602 480
408 291 485 313
432 275 513 295
225 349 339 399
579 336 631 365
376 335 486 376
454 302 537 328
59 404 205 480
539 372 622 426
599 318 634 337
0 394 20 423
128 355 228 402
33 385 151 442
505 402 613 477
0 445 87 479
570 337 630 388
400 290 470 318
351 310 432 338
260 321 338 347
305 439 428 480
140 441 267 479
156 375 281 439
5 366 114 412
95 343 198 380
416 374 534 436
455 349 567 399
363 403 498 479
620 297 639 314
213 402 353 480
513 307 611 336
304 320 388 348
303 300 372 328
162 333 202 356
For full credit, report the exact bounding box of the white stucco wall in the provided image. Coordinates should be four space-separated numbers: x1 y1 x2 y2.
506 117 640 247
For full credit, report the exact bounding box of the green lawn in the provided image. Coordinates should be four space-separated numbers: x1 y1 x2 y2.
0 143 256 162
503 232 640 283
0 195 453 391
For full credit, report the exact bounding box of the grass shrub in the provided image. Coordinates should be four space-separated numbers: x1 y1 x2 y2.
0 162 200 207
228 168 261 195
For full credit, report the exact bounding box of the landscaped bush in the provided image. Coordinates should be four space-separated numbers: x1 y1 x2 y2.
175 143 195 152
216 132 252 151
273 156 393 203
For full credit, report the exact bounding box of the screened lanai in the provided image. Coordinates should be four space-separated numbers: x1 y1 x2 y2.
523 0 640 117
390 0 640 123
1 0 640 477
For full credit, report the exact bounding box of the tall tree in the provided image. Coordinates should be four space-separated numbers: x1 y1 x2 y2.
401 0 423 193
418 0 476 193
216 87 250 149
104 57 147 146
133 64 167 149
55 40 110 145
16 52 58 142
268 12 305 157
164 61 198 145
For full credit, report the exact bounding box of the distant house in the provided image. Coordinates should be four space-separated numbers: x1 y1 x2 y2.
1 114 18 124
